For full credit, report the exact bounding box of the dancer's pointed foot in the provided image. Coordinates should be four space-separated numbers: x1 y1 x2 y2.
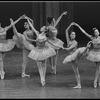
21 73 30 77
94 82 97 88
41 80 45 86
0 71 5 79
73 84 81 89
51 67 56 75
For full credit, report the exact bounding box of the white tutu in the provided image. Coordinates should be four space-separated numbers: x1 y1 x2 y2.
63 47 87 64
86 50 100 62
28 46 56 61
46 38 64 49
0 39 15 52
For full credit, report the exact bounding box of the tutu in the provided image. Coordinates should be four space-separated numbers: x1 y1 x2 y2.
63 47 87 64
28 46 56 61
45 38 64 49
28 33 56 61
86 37 100 62
0 39 15 52
86 50 100 62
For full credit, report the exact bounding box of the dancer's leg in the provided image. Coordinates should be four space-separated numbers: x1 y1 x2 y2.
72 61 81 88
21 49 30 77
37 60 46 86
94 62 100 88
51 49 58 75
0 53 5 79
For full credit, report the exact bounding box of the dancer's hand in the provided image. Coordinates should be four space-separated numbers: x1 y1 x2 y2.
62 11 67 15
10 18 14 24
63 47 68 50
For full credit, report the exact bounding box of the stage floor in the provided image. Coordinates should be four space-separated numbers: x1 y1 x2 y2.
0 48 100 98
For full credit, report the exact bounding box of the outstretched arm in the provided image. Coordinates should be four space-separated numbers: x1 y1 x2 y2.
24 15 39 37
54 11 67 27
65 22 74 44
5 15 24 31
74 23 93 40
47 39 64 49
64 41 77 51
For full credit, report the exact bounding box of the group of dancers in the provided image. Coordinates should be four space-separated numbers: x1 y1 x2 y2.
0 11 100 89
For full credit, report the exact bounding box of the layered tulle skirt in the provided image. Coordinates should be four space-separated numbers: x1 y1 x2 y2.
86 49 100 62
28 46 56 61
63 47 87 64
0 39 15 52
45 38 64 49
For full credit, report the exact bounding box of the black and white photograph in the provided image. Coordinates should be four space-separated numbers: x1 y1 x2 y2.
0 0 100 98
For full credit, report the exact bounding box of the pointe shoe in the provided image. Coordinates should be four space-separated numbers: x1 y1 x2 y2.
51 68 56 75
1 71 5 79
41 80 45 86
94 82 97 88
21 73 30 77
73 85 81 89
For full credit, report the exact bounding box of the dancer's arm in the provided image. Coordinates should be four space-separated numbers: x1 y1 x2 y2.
24 15 39 37
65 22 74 44
5 15 24 31
54 11 67 27
64 41 77 51
47 39 64 49
74 23 93 40
25 16 34 26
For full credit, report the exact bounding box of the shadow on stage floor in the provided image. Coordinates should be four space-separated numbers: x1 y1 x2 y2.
0 48 100 98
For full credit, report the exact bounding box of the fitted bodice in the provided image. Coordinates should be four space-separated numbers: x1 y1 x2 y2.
48 26 57 39
68 40 77 54
92 37 100 50
0 28 6 42
36 34 47 48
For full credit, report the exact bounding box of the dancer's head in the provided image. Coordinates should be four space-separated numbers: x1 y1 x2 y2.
93 27 99 37
47 17 55 25
70 31 76 40
24 22 30 29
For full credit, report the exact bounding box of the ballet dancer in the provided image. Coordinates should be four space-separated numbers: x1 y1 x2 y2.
74 22 100 88
0 16 24 79
46 11 67 74
63 22 92 88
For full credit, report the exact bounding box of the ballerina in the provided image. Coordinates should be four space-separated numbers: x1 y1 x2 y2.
0 15 24 79
63 22 91 88
74 22 100 88
45 11 67 74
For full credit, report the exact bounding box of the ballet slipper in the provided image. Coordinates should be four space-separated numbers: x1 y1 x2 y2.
1 71 5 79
73 84 81 89
94 82 97 88
21 73 30 77
41 79 45 86
51 67 56 75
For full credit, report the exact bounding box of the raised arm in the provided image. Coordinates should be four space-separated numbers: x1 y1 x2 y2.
24 15 39 37
65 22 74 44
5 15 24 31
54 11 67 27
74 23 92 39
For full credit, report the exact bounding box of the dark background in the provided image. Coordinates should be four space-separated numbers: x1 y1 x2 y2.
0 1 100 47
